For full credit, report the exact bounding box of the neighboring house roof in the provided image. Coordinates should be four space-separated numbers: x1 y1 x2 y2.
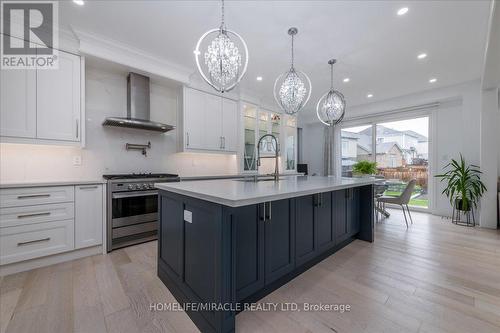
341 131 360 140
357 141 403 154
377 142 403 154
403 130 428 142
359 125 428 142
357 144 371 154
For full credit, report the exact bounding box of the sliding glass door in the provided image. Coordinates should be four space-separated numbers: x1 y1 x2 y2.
341 125 372 176
340 116 430 209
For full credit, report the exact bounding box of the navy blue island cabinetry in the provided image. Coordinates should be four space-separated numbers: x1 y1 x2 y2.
157 179 374 333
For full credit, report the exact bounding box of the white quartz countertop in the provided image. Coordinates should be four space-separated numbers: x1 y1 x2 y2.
0 180 106 189
155 176 378 207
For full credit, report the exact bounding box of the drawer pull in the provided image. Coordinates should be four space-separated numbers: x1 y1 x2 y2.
17 237 51 246
17 212 51 219
17 194 50 199
79 185 98 189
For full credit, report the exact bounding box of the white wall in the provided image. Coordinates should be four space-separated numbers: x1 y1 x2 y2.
479 88 499 228
298 80 483 219
0 66 238 182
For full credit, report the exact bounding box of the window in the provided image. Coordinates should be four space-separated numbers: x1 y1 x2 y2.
341 125 373 176
376 117 429 208
341 116 430 208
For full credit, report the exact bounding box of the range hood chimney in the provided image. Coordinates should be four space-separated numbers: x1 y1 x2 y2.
102 72 175 133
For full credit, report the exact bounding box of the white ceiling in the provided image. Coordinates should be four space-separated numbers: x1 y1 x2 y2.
60 0 491 114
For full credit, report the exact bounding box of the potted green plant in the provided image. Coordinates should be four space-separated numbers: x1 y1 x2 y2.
352 160 377 177
435 154 486 214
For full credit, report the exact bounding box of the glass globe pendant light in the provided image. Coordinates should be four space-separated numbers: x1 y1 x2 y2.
316 59 346 126
273 27 312 115
194 0 249 93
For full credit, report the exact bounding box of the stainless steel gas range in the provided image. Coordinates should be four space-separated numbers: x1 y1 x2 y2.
103 173 180 252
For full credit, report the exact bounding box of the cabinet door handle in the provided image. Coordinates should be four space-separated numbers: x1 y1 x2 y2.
76 119 79 139
223 136 226 149
220 136 223 149
186 132 190 147
17 237 51 246
17 194 50 199
319 193 323 207
259 203 265 221
313 194 318 207
79 185 98 189
265 202 272 221
17 212 50 219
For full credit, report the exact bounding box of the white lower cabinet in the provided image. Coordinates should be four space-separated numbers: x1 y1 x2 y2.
75 185 103 249
0 183 103 266
0 220 74 265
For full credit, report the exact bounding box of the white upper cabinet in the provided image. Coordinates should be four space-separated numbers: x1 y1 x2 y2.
0 34 82 145
0 68 36 138
204 93 223 150
183 88 205 149
222 98 238 152
182 87 238 153
36 51 81 142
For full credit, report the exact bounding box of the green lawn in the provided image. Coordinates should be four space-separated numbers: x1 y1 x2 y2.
383 191 428 208
409 198 428 207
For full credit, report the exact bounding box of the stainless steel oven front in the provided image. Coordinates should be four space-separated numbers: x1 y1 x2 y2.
106 180 160 251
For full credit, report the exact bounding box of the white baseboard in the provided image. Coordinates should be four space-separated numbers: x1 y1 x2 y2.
0 245 102 276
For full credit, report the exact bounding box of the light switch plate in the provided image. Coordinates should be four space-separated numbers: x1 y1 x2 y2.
184 210 192 223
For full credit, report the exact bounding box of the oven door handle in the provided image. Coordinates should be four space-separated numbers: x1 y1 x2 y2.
112 190 158 199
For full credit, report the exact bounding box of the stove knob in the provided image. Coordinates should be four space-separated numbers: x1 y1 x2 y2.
149 184 155 189
128 184 134 190
142 183 148 189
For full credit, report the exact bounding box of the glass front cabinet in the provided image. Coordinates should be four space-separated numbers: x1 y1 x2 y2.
283 115 297 172
240 103 297 174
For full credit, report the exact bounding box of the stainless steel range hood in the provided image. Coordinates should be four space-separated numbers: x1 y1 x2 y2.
103 73 175 133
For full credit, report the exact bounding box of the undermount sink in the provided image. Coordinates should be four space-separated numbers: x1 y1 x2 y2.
234 176 284 182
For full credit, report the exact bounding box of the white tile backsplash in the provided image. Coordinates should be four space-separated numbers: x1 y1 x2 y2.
0 67 238 183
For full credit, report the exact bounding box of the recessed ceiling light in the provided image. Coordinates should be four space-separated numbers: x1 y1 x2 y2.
429 78 437 83
417 53 427 60
256 76 263 81
343 78 350 83
367 93 373 98
397 7 409 16
73 0 85 5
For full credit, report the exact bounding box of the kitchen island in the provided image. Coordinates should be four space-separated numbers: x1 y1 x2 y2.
155 176 376 333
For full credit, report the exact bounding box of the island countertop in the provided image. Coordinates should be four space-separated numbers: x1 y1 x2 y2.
155 175 378 207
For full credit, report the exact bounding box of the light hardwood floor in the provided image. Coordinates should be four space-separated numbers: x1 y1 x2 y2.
1 209 500 333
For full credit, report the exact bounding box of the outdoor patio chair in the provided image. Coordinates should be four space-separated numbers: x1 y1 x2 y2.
376 179 416 228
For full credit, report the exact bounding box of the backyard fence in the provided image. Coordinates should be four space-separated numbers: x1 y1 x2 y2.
377 165 428 191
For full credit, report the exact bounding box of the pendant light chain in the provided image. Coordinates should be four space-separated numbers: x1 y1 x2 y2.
220 0 225 30
291 34 295 69
330 62 334 89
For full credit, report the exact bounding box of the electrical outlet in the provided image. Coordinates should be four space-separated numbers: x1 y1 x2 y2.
73 155 82 166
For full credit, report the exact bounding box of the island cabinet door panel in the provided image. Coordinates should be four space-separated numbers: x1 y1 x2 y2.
264 199 295 285
334 189 349 243
347 188 361 237
316 192 334 252
295 195 316 267
183 199 223 327
159 195 184 280
233 204 265 301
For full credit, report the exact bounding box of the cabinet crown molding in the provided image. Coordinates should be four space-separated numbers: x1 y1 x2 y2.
72 28 193 84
